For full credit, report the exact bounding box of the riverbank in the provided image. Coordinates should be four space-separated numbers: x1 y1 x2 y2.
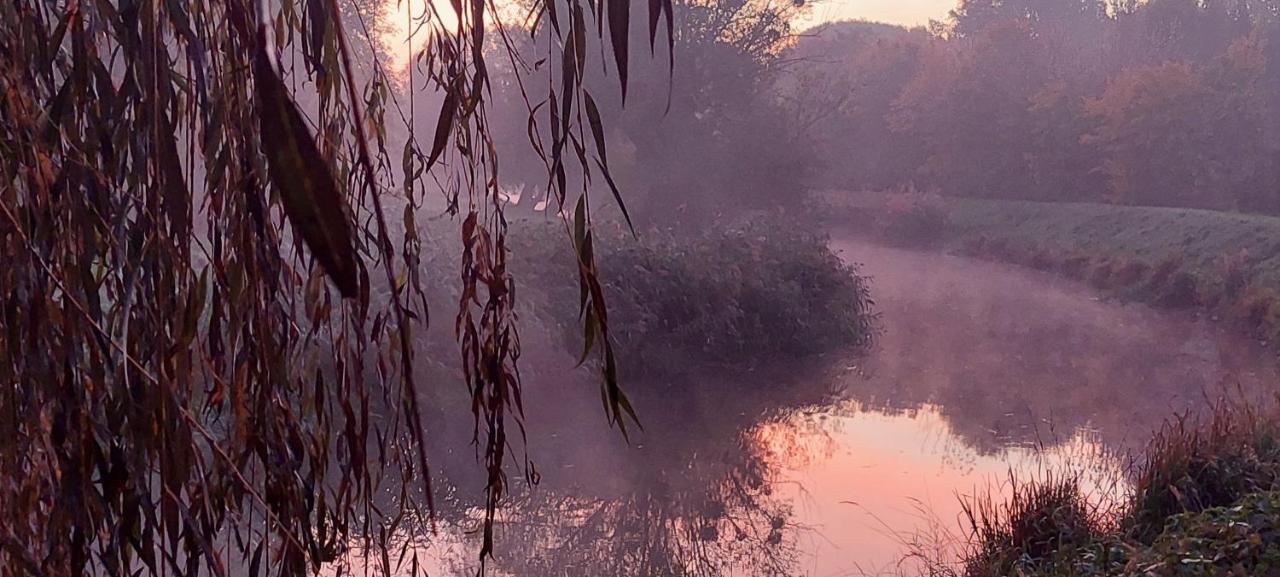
935 398 1280 577
803 238 1280 574
823 191 1280 346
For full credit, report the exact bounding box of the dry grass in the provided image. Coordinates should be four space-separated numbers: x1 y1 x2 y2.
959 473 1105 576
888 398 1280 577
1126 400 1280 543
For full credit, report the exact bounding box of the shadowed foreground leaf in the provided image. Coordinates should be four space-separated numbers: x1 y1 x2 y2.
253 35 360 298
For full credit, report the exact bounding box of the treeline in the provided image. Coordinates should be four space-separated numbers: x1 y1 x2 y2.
478 0 813 228
789 0 1280 213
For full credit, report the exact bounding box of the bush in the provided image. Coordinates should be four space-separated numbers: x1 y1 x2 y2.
1126 402 1280 543
961 474 1105 577
1134 491 1280 575
509 217 878 376
943 399 1280 577
879 190 952 246
1219 249 1254 302
1233 286 1280 341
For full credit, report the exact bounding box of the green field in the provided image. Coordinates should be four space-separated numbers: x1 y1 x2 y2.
946 197 1280 290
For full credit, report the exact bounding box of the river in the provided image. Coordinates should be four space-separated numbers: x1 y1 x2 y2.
765 236 1280 575
336 236 1280 576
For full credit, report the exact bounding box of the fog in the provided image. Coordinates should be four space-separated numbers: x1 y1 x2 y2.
11 0 1280 575
365 1 1280 575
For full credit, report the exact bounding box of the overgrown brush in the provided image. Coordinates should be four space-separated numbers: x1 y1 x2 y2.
1134 490 1280 575
959 473 1108 577
933 398 1280 577
1126 400 1280 542
868 190 952 247
510 216 879 376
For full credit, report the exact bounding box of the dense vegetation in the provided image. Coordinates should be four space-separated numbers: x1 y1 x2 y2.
942 400 1280 577
790 0 1280 213
510 217 877 374
0 0 680 572
408 216 878 575
485 0 813 228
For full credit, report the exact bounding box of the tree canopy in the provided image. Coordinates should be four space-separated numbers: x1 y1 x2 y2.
790 0 1280 212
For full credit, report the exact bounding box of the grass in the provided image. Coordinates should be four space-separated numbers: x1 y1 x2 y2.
825 191 1280 344
959 473 1110 577
910 399 1280 577
945 198 1280 289
1125 402 1280 544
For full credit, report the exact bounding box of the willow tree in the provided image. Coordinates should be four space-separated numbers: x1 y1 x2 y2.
0 0 667 573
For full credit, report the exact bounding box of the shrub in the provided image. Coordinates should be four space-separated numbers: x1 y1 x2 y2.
1144 255 1183 290
1132 491 1280 575
1060 252 1093 278
509 217 879 376
961 473 1105 577
1139 254 1202 309
1233 286 1280 342
1111 259 1149 288
879 190 952 246
1087 258 1118 289
1126 401 1280 543
1219 249 1254 302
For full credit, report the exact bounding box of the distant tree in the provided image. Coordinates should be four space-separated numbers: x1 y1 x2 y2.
788 0 1280 214
608 0 813 225
1025 79 1106 201
1083 61 1224 207
892 18 1047 198
780 22 930 190
482 0 812 228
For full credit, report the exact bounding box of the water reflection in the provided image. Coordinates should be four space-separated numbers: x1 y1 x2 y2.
477 361 842 577
759 402 1127 576
343 239 1280 576
833 238 1280 455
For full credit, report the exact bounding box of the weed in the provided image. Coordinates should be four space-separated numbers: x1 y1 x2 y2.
960 472 1106 577
1126 401 1280 542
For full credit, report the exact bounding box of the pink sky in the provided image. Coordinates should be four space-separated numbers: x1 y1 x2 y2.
797 0 956 29
382 0 956 69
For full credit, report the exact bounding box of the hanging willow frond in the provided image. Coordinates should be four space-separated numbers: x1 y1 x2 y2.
0 0 672 574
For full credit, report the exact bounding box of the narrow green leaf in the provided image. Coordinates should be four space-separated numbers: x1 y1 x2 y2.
584 91 607 166
425 89 456 172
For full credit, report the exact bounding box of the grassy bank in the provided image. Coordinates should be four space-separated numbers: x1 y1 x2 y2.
826 191 1280 344
929 400 1280 577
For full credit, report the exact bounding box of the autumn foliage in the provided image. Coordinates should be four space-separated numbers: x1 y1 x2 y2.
792 0 1280 213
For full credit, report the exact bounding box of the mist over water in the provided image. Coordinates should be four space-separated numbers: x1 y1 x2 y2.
833 239 1279 454
763 237 1278 575
366 232 1280 576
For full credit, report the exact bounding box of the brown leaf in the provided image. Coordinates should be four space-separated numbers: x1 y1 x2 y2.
425 89 456 173
607 0 630 101
157 111 190 237
253 37 360 298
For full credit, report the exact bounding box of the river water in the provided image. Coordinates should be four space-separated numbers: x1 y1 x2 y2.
762 237 1280 576
335 236 1280 576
